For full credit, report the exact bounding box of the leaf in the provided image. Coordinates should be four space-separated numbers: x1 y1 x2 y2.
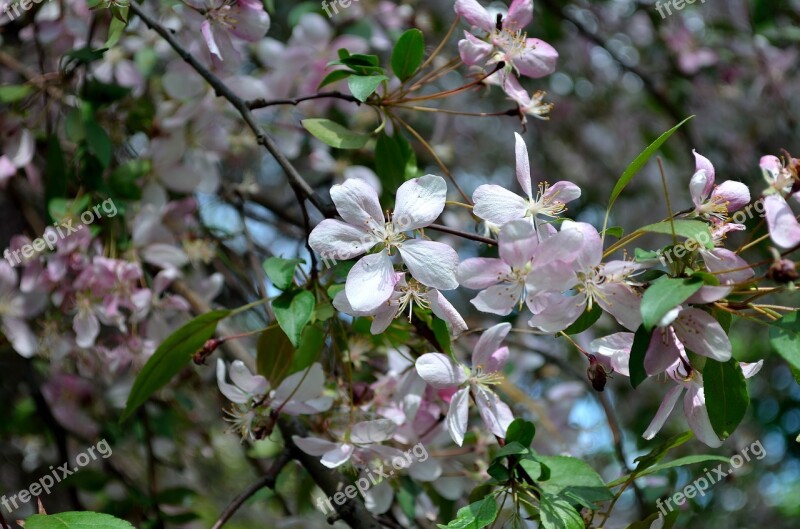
436 495 498 529
604 226 624 239
105 7 129 48
564 304 602 335
273 290 315 347
109 160 148 200
44 136 67 209
629 325 653 389
505 418 536 447
318 69 353 89
347 74 388 102
262 257 304 291
518 457 549 482
85 119 112 168
636 454 731 478
537 456 614 505
640 276 704 331
607 116 694 209
539 494 584 529
257 325 295 385
25 512 135 529
641 219 714 250
704 358 749 440
291 323 325 373
492 441 529 460
625 510 678 529
768 311 800 374
391 29 425 81
375 132 415 193
301 118 369 150
634 431 694 472
121 310 230 421
0 85 32 103
81 79 131 106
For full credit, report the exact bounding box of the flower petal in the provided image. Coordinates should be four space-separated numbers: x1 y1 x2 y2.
683 384 722 447
454 0 495 32
499 220 538 268
590 332 633 377
596 282 643 331
2 317 36 358
229 360 268 396
673 308 731 362
712 181 750 213
393 175 447 230
398 239 459 290
474 386 514 438
701 248 754 285
458 32 494 66
693 150 716 193
322 443 355 468
645 327 683 376
216 359 250 403
309 219 376 262
472 184 528 225
527 291 586 332
471 283 524 316
473 322 512 372
273 363 325 405
516 39 558 78
446 387 470 446
765 195 800 248
642 384 683 440
201 20 223 60
514 132 533 198
351 418 397 444
506 0 533 29
427 290 468 336
346 251 397 312
416 353 468 389
330 177 384 227
457 257 511 289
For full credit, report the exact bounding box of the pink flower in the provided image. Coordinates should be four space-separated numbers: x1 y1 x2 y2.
761 155 800 248
643 360 762 447
415 323 515 446
473 133 580 226
293 419 400 468
0 262 38 357
527 222 642 332
502 75 553 123
458 220 578 315
455 0 558 80
309 176 459 312
690 151 750 224
189 0 270 67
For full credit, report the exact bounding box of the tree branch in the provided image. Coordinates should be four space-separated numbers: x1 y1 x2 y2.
247 91 361 109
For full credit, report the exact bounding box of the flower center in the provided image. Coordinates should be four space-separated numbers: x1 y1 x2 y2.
395 279 430 321
471 366 504 387
491 27 529 61
698 196 729 223
527 182 567 217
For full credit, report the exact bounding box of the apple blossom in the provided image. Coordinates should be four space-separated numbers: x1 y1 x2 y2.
690 150 750 224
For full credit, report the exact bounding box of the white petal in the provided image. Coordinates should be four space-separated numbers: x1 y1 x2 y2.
229 360 268 396
596 282 643 331
216 360 251 404
273 363 325 405
427 290 468 336
2 317 36 358
673 308 731 362
351 419 397 444
765 195 800 249
393 175 447 230
684 385 722 447
457 258 511 289
446 387 470 446
472 184 528 225
321 443 355 468
514 132 533 198
473 322 512 370
499 220 538 268
474 386 514 438
346 251 397 312
309 219 376 261
590 332 633 377
741 360 764 379
330 177 384 227
415 353 468 389
398 239 459 290
292 435 340 456
471 283 524 316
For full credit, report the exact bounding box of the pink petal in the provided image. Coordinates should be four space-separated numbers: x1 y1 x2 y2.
292 436 340 456
216 360 251 403
701 248 754 285
273 363 324 405
590 332 633 376
515 39 558 78
596 282 642 331
643 384 683 440
683 384 722 447
427 290 468 336
527 291 586 332
499 220 538 268
2 317 36 358
505 0 533 29
351 419 397 444
474 386 514 438
457 257 512 289
543 181 582 206
201 20 222 60
230 1 271 41
346 251 396 312
321 443 355 468
416 353 468 389
712 181 750 212
472 322 511 372
645 327 683 376
454 0 495 32
765 195 800 248
471 283 524 315
73 310 100 349
458 32 494 66
673 308 731 362
693 150 716 193
229 360 268 396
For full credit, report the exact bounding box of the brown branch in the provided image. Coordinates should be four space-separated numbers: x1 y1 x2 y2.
210 450 292 529
247 91 361 109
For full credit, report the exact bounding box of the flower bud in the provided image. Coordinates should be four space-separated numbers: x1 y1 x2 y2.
587 355 607 392
768 258 798 283
193 338 224 365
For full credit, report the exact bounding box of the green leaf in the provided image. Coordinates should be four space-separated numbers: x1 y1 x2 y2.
436 496 498 529
487 461 510 482
81 78 131 106
121 310 230 422
391 29 425 81
539 494 584 529
518 457 549 481
564 304 602 335
607 116 694 209
347 74 388 102
375 132 415 193
109 160 148 200
704 358 749 440
505 418 536 447
301 118 369 150
256 325 295 385
273 290 315 347
604 226 624 239
641 219 714 250
318 69 353 89
263 256 304 291
85 119 112 167
629 325 653 389
431 316 453 355
0 85 32 103
634 431 694 472
492 441 529 460
768 311 800 374
537 456 614 505
44 136 68 209
105 7 129 48
25 512 134 529
291 323 325 373
640 276 704 331
636 454 731 478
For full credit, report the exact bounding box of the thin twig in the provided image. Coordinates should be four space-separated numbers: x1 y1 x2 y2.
247 91 361 109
